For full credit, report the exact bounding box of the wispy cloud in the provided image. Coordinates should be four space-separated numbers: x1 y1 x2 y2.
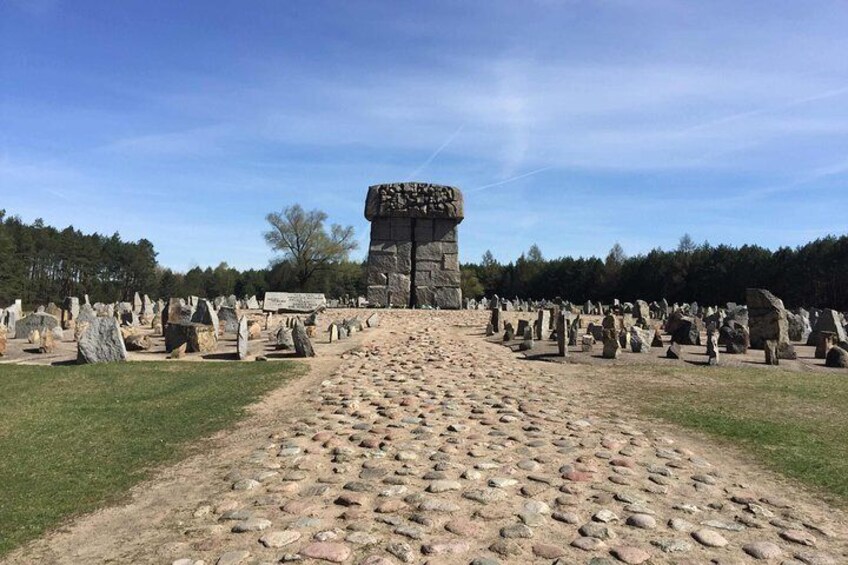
469 167 553 193
100 124 233 157
407 124 465 180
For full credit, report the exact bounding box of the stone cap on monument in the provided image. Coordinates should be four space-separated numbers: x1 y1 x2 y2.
365 182 464 222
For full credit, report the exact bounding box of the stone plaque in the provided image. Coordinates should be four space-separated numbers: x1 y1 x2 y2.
263 292 326 313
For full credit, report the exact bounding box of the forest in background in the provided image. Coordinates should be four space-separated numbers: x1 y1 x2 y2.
1 210 846 310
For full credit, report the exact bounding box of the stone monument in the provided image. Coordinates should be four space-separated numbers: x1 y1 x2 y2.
364 182 463 309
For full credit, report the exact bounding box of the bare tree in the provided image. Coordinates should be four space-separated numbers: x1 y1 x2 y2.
264 205 357 289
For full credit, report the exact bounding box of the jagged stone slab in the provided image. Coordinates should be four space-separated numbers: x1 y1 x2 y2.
77 318 127 364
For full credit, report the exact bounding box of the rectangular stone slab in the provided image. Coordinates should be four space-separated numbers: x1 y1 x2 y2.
263 292 327 313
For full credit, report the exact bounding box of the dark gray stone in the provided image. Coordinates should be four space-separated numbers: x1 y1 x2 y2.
602 329 620 359
671 317 702 346
218 306 240 333
14 312 63 341
292 322 315 357
191 299 219 333
825 346 848 368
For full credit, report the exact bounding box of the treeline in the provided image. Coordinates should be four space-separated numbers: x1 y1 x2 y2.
2 210 846 311
0 210 157 306
461 235 848 310
155 260 365 304
0 210 365 307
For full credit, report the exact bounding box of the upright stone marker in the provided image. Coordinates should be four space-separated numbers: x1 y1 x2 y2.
237 316 249 360
747 288 789 350
535 309 550 341
556 312 567 357
292 322 316 357
77 318 127 364
364 182 463 309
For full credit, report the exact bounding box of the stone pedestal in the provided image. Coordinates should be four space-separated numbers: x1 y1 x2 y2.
365 182 463 309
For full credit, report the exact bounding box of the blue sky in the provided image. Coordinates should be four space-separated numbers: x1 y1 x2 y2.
2 1 847 271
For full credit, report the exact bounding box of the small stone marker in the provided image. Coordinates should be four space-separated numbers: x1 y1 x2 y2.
490 307 501 333
667 342 682 359
629 327 652 353
815 332 836 359
165 322 218 353
707 329 719 365
237 316 249 360
535 309 550 340
125 334 151 351
169 343 187 359
825 346 848 368
292 322 315 357
365 313 380 328
519 327 534 351
39 330 55 354
602 329 620 359
764 340 779 365
556 312 567 357
503 322 515 342
777 342 797 360
274 326 294 350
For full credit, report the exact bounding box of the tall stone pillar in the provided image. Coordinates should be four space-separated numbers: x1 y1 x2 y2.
365 182 464 309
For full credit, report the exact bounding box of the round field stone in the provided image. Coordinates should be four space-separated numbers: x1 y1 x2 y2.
299 542 351 563
743 541 783 560
610 546 651 564
692 529 728 548
626 514 656 529
259 530 301 548
533 543 567 558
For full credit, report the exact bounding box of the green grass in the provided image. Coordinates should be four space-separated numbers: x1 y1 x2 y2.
611 364 848 506
0 361 305 554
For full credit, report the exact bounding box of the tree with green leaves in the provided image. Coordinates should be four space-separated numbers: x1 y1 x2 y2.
263 205 358 290
460 267 484 299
